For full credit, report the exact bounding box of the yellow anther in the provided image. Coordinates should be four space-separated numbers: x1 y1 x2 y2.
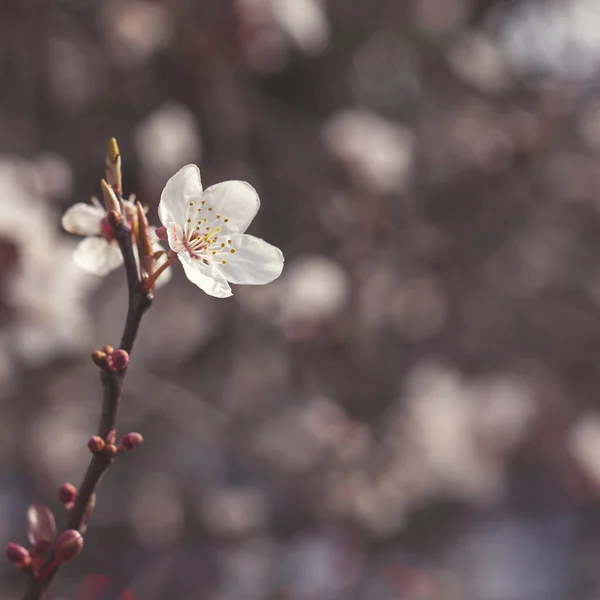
187 219 192 223
230 248 236 253
227 240 232 245
221 243 225 248
221 260 227 264
216 214 221 219
224 218 229 223
208 207 213 211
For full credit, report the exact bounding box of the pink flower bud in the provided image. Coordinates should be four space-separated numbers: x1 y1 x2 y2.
6 543 31 569
120 432 143 452
55 530 83 563
155 226 168 241
88 436 105 454
58 483 77 505
106 349 129 372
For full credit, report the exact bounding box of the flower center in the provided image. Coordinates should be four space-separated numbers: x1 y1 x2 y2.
180 200 237 265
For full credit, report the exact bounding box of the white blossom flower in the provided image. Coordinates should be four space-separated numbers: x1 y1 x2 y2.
158 165 284 298
62 197 171 286
62 196 128 275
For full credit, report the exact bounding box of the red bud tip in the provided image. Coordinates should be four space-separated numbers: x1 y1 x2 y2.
55 530 83 563
106 349 129 372
155 226 168 241
88 436 105 454
120 432 144 451
6 543 31 569
58 483 77 505
102 345 114 355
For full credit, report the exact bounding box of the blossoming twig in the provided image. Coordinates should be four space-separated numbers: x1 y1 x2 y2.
21 140 152 600
10 140 284 600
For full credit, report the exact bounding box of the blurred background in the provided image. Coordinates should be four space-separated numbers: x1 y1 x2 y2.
3 0 600 598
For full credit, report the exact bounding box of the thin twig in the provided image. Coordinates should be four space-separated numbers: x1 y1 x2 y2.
22 213 153 600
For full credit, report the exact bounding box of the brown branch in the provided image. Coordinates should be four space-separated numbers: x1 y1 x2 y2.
22 212 153 600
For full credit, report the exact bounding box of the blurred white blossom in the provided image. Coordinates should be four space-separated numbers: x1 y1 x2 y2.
279 256 349 322
0 159 95 364
448 32 512 94
236 0 330 72
499 0 600 82
322 109 415 194
103 0 173 67
134 103 201 181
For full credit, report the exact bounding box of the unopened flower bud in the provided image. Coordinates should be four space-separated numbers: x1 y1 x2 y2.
155 226 168 241
103 443 118 458
91 350 106 367
6 543 31 569
102 345 114 355
101 179 121 215
58 483 77 505
120 432 144 452
106 349 129 372
107 210 122 228
88 436 105 454
105 138 122 196
55 530 83 563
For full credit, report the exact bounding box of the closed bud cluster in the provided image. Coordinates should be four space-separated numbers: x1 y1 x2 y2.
6 543 31 570
54 530 83 563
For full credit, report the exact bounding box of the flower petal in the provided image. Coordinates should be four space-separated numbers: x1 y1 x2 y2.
178 252 232 298
159 164 203 226
61 203 105 236
201 181 260 234
73 237 123 276
166 223 185 253
216 234 284 285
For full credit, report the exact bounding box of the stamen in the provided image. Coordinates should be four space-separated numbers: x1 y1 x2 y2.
224 218 229 223
222 260 227 264
230 249 236 253
206 226 221 240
